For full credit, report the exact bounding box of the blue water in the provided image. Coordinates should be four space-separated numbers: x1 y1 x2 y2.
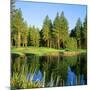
26 66 85 85
27 70 42 82
67 66 85 85
33 70 42 81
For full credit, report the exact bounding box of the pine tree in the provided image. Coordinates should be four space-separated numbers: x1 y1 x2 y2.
59 11 69 48
70 28 76 38
12 9 24 47
11 0 17 46
75 18 82 48
81 16 87 48
53 12 61 48
42 15 52 47
29 26 40 47
21 21 28 47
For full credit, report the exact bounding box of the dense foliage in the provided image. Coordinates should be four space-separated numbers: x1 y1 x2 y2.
11 1 87 49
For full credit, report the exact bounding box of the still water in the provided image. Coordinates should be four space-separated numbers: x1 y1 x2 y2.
11 53 87 88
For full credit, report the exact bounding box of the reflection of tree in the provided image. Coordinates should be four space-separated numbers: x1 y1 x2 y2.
70 53 87 85
11 54 42 88
79 53 87 84
41 55 69 86
11 53 87 88
41 56 52 86
53 58 68 86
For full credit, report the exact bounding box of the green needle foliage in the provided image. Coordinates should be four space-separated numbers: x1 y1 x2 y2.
42 15 52 47
11 0 87 49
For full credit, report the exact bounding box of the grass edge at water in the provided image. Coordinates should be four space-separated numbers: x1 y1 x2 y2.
11 47 86 56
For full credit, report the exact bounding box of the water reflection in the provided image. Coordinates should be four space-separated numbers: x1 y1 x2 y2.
11 53 87 88
67 66 86 85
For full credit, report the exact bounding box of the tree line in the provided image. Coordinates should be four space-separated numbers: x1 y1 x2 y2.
11 1 87 49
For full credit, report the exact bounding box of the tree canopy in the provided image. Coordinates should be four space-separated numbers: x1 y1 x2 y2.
11 3 87 49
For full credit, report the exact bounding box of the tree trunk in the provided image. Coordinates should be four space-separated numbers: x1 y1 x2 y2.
57 39 60 49
25 43 27 47
79 40 81 48
17 31 21 48
24 35 27 47
50 40 52 48
47 40 49 47
23 42 24 47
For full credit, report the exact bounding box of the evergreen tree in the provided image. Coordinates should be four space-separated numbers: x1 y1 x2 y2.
11 0 17 46
11 0 15 11
66 37 77 49
75 18 82 48
21 21 28 47
59 11 69 48
70 28 76 38
11 5 86 50
12 9 24 47
29 26 40 47
35 28 40 47
53 12 61 48
81 16 87 48
27 27 31 46
42 15 52 47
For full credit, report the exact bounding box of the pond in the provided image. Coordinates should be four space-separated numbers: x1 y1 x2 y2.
11 53 87 89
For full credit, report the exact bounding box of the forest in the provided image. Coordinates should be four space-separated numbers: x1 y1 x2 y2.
11 1 87 50
11 1 87 89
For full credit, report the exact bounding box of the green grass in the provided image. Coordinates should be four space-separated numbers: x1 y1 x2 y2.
64 48 87 52
11 47 60 56
11 46 86 56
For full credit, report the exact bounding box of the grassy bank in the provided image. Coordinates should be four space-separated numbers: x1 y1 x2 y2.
11 47 86 56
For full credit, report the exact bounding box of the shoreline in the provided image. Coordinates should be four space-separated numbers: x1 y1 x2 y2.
11 47 86 56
